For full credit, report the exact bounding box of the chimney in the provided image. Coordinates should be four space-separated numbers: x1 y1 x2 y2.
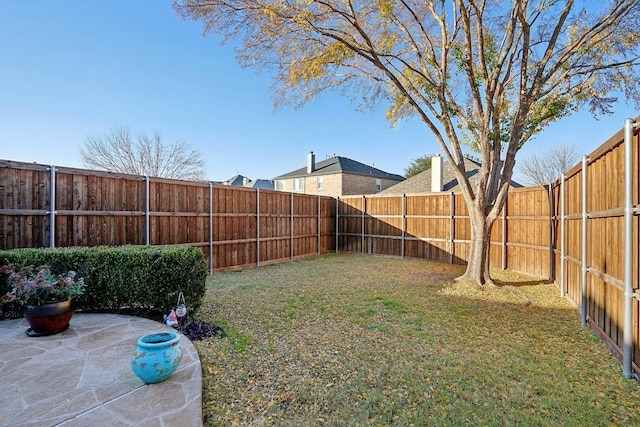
307 151 315 174
431 155 443 192
242 176 248 186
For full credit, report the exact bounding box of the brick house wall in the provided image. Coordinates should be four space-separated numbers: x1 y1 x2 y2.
276 174 341 195
277 173 402 197
340 174 400 195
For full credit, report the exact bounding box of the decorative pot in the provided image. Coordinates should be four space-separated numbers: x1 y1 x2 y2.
130 331 183 384
23 300 75 337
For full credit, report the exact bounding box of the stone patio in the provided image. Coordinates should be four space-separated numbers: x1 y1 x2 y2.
0 313 203 427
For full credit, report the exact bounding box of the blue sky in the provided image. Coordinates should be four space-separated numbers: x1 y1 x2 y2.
1 1 637 183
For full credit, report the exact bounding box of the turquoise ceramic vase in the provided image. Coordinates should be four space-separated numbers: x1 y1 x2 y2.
130 331 183 384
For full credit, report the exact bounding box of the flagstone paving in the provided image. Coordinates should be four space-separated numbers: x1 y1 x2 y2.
0 313 202 427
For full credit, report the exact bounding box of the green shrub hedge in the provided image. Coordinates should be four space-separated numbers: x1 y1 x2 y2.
0 245 207 320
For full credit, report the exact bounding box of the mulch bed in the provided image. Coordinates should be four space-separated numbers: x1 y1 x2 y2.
171 317 227 341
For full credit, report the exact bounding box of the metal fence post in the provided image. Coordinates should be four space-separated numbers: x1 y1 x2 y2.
450 192 455 264
257 188 261 267
335 197 339 253
502 194 507 270
209 181 213 275
401 194 406 259
560 174 565 297
548 184 554 280
361 195 365 255
145 175 150 246
48 165 56 248
581 156 588 326
317 195 321 255
622 118 637 379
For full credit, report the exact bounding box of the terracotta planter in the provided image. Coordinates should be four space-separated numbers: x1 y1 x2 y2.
23 300 76 337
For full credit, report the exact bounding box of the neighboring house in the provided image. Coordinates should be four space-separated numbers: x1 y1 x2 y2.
378 155 523 195
273 152 404 197
222 174 274 190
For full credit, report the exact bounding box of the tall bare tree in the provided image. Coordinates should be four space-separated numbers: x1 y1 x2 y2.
519 143 580 186
80 126 206 181
175 0 640 285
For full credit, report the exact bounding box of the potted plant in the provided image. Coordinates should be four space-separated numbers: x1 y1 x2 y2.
1 264 87 336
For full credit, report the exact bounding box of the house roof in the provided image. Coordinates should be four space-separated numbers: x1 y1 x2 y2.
223 174 246 186
377 156 523 195
251 179 276 190
222 174 274 190
273 156 404 181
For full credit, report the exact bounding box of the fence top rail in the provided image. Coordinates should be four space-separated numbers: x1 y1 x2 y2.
1 159 148 181
1 159 53 173
337 184 551 200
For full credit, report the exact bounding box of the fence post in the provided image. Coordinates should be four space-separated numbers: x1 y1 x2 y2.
450 192 455 264
501 194 507 270
622 118 637 379
335 197 339 254
548 184 555 280
257 188 261 267
291 192 294 259
401 194 406 259
361 195 365 255
145 175 150 246
317 195 321 255
48 165 56 248
581 155 588 326
560 174 565 297
209 182 213 275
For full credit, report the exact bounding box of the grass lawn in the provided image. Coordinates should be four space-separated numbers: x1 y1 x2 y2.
194 254 640 426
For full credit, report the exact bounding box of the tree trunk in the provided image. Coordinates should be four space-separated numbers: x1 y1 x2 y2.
456 203 496 286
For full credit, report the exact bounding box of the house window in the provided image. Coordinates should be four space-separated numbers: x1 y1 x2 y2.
294 178 305 191
376 178 382 191
317 176 324 190
276 180 285 191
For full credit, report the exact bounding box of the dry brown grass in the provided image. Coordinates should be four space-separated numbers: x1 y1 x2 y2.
194 254 640 426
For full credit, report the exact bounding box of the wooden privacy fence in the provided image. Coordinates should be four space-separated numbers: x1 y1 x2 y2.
549 120 640 378
0 161 336 272
336 186 552 278
1 117 639 377
335 119 640 378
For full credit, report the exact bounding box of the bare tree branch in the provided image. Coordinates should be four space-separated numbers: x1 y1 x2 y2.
518 143 580 186
79 126 207 181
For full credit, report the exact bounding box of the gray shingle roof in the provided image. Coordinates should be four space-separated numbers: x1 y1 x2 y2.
251 179 275 190
222 174 274 190
378 156 523 195
223 174 245 186
273 156 404 180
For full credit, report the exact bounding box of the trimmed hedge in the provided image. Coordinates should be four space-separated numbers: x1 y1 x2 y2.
0 245 207 320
